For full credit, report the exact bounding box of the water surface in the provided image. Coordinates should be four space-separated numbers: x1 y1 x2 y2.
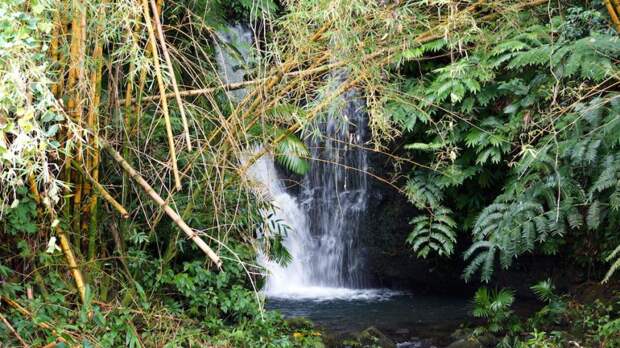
267 289 471 335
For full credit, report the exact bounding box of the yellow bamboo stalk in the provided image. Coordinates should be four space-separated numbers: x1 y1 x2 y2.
614 0 620 16
72 161 129 218
149 0 192 151
135 79 263 103
58 230 86 302
608 0 620 32
101 139 222 268
140 0 182 190
50 11 61 98
42 201 87 303
72 0 88 235
27 174 41 205
63 0 83 237
83 1 106 240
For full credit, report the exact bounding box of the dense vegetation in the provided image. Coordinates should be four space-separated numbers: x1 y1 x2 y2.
2 0 620 347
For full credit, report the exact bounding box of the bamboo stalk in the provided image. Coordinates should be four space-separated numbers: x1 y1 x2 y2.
84 0 106 261
133 61 339 104
149 0 192 151
42 200 87 303
87 146 100 261
50 10 61 98
72 0 87 236
607 0 620 32
72 161 129 218
57 230 86 302
25 174 50 298
140 0 182 190
64 0 87 238
135 79 262 103
27 174 41 205
63 0 83 234
614 0 620 17
101 139 222 268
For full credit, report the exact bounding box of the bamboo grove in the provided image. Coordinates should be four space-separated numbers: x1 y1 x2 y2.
2 0 620 346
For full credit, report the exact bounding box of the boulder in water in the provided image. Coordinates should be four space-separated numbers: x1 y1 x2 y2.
357 326 395 347
444 337 483 348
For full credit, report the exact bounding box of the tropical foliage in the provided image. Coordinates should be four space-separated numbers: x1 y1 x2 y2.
395 3 620 283
2 0 620 346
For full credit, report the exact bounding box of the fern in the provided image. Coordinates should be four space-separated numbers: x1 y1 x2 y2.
603 244 620 283
274 133 310 175
464 200 549 281
464 241 498 282
530 279 556 303
408 207 457 258
401 39 447 60
552 34 620 81
472 288 517 335
428 56 494 104
404 174 444 209
590 155 620 196
405 173 457 257
389 5 620 284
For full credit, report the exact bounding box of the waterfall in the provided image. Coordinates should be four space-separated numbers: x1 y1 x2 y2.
298 79 369 288
219 24 388 300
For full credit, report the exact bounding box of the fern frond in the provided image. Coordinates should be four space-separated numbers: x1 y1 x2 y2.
531 279 556 302
586 200 601 230
407 206 457 258
274 133 310 175
404 173 444 209
603 244 620 283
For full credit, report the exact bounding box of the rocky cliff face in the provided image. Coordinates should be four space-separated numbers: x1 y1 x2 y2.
358 148 584 297
358 149 472 294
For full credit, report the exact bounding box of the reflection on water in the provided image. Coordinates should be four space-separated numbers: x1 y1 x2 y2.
267 291 471 334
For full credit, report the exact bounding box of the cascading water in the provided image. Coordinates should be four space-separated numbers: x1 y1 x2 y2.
299 79 369 288
218 24 393 300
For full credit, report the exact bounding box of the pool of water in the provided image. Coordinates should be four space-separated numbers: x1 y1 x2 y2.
266 288 471 337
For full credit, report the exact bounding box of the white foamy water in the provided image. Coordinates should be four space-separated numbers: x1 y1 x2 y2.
266 286 401 302
246 153 397 301
222 24 394 302
246 153 316 292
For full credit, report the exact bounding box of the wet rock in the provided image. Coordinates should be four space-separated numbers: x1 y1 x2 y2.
449 328 470 341
357 326 395 347
476 333 498 347
396 339 436 348
444 337 483 348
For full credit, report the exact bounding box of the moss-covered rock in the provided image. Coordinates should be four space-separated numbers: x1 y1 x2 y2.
445 337 483 348
356 326 395 347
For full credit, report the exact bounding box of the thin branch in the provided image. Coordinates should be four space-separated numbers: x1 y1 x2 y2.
0 312 29 348
141 0 182 190
101 137 222 268
150 0 192 151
